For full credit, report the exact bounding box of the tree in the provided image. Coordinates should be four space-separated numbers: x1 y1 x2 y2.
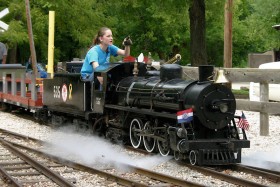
205 1 225 66
189 0 207 66
231 0 279 67
101 0 190 62
1 0 279 67
223 0 233 69
1 0 106 63
0 0 30 64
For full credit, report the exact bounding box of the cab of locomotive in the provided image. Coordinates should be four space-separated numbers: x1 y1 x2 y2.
92 61 148 113
90 71 107 113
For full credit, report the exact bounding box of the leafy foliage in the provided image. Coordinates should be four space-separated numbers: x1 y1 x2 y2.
232 0 279 67
1 0 279 67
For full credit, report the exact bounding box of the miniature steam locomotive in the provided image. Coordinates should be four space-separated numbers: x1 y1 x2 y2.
38 61 250 165
0 60 250 165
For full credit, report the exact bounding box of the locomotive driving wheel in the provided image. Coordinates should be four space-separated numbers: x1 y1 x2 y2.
143 121 156 153
174 151 180 160
157 123 170 156
189 150 199 165
129 118 143 148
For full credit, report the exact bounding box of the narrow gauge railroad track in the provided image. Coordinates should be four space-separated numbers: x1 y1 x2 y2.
245 164 280 176
238 159 280 175
232 164 280 183
183 162 280 187
0 137 75 187
128 144 279 186
3 127 278 187
0 128 203 187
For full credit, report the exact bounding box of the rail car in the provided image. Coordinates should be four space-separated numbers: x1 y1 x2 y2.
0 64 43 111
0 61 250 165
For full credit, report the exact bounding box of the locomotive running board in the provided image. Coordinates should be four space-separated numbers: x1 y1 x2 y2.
105 104 177 119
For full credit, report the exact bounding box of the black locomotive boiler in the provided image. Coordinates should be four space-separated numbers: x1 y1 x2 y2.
40 62 250 165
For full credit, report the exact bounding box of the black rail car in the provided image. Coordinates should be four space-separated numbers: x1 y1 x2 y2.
39 62 250 165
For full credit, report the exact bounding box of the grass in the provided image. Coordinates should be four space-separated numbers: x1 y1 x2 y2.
232 89 249 99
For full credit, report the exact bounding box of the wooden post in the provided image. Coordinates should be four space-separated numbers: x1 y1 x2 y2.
25 0 38 78
11 72 16 95
31 74 37 101
3 72 7 93
260 82 269 135
21 73 26 97
223 0 233 88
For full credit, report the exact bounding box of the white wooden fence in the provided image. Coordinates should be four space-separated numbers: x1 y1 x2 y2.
182 67 280 136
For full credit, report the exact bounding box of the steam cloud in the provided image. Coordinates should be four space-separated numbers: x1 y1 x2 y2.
43 126 171 171
242 147 280 171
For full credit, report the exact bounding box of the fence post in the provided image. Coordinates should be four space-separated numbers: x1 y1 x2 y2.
11 72 16 95
31 74 37 101
21 73 26 97
3 72 7 93
260 82 269 135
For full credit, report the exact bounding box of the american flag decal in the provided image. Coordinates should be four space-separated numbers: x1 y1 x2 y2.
238 111 250 131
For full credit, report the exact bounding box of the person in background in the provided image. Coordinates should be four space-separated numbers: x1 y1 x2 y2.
0 42 7 64
81 27 132 84
25 56 32 71
25 56 47 78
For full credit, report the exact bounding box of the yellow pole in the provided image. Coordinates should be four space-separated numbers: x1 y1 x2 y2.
47 11 55 78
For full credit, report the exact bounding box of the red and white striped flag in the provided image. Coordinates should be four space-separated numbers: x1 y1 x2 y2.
238 111 250 131
177 108 193 124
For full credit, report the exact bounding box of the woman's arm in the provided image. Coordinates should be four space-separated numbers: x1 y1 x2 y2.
117 45 130 56
92 61 99 69
92 61 110 71
117 37 132 56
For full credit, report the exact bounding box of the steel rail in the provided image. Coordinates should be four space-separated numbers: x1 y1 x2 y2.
186 163 268 187
6 138 203 187
0 165 23 187
233 164 280 183
127 164 204 187
4 139 149 187
0 138 75 187
1 127 204 186
0 127 43 143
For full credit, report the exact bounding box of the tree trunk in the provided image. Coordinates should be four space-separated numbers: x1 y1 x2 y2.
224 0 233 68
189 0 207 66
157 51 166 61
8 46 17 64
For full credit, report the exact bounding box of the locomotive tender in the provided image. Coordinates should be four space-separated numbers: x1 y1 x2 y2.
0 61 250 165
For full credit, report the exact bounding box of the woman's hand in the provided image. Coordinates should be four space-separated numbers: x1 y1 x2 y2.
123 36 132 46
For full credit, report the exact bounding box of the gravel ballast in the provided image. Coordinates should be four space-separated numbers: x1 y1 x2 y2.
0 110 279 186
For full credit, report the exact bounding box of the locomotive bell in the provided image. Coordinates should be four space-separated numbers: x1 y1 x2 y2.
214 69 229 83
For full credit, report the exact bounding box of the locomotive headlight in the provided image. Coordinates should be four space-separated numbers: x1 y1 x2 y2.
219 103 229 113
211 100 229 113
